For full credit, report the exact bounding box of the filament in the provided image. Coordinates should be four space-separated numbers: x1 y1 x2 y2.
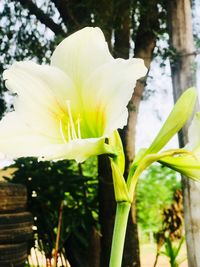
66 100 77 139
77 116 81 139
59 119 67 144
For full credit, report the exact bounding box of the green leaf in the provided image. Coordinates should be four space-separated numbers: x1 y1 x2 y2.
174 237 185 259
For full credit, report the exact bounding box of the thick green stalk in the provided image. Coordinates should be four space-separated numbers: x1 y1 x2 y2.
109 201 131 267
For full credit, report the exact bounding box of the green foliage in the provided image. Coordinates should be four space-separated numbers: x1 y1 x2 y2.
136 164 181 233
0 0 56 117
161 237 185 267
5 157 98 259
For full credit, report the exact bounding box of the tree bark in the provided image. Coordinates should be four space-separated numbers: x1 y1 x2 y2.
16 0 65 35
99 156 116 267
167 1 200 266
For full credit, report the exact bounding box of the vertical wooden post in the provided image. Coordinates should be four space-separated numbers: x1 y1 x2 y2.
167 1 200 266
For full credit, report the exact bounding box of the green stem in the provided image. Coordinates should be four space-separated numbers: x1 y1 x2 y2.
109 201 131 267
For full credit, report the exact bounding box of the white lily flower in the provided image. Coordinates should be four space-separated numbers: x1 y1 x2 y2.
0 27 147 162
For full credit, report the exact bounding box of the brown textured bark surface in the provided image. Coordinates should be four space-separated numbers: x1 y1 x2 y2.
99 156 116 267
167 0 200 266
88 227 101 267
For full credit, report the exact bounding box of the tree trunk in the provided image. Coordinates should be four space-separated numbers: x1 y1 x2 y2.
122 3 160 266
99 156 116 267
167 1 200 266
113 2 141 266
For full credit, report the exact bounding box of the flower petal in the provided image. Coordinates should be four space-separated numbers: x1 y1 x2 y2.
0 112 55 159
0 113 115 162
38 137 115 163
3 61 76 139
51 27 113 88
81 58 147 137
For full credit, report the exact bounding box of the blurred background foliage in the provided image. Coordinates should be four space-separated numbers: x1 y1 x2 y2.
137 165 180 236
4 157 99 266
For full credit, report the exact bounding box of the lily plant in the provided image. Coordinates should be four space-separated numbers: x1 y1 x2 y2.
0 27 199 267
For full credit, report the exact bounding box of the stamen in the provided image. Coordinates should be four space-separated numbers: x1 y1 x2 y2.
59 119 67 144
60 100 82 141
66 100 77 139
68 122 72 141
